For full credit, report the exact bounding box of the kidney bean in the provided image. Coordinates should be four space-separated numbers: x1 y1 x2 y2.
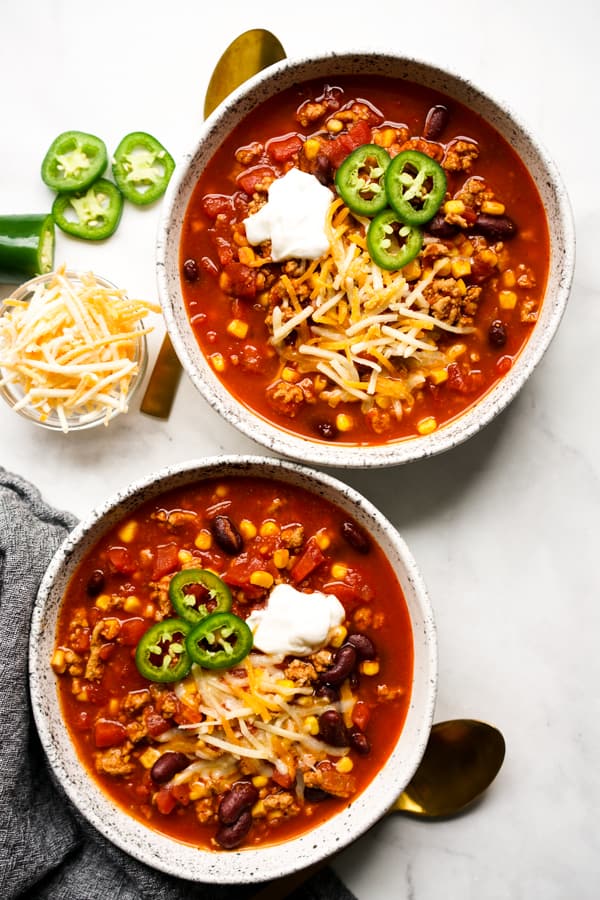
425 213 459 239
150 751 190 784
314 419 337 440
86 569 105 597
315 684 339 703
341 520 371 554
349 727 371 756
468 214 517 242
319 644 357 686
211 515 243 555
304 787 331 803
423 104 449 141
488 319 508 348
182 258 200 282
318 709 349 747
346 633 376 660
215 808 253 849
218 781 259 825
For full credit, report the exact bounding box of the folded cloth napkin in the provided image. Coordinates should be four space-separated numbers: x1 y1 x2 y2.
0 468 356 900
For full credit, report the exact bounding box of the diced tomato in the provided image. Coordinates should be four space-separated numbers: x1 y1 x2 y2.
107 546 136 574
272 770 293 789
496 355 513 376
266 133 303 164
86 682 108 706
151 542 180 580
199 255 219 278
99 642 116 661
201 193 233 219
323 569 374 606
144 707 171 737
172 783 191 806
290 537 326 584
325 119 373 168
351 700 371 732
119 617 148 647
236 165 275 196
154 787 177 815
94 719 127 748
220 262 257 300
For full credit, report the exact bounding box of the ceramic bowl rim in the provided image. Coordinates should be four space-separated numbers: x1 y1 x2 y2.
29 454 437 883
156 49 575 469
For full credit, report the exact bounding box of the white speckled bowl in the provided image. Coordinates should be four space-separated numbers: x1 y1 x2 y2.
157 51 575 468
30 455 437 883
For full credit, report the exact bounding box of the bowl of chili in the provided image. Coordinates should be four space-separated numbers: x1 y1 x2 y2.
30 455 436 882
157 50 574 468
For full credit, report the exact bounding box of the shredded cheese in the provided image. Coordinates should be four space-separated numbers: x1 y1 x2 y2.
269 198 476 412
0 266 160 431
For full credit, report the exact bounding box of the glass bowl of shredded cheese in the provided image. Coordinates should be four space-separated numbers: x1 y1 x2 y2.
0 267 160 432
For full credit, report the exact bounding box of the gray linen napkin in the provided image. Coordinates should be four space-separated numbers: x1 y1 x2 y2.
0 467 356 900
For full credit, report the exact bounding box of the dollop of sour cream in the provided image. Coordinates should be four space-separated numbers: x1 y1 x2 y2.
243 167 332 262
246 583 345 656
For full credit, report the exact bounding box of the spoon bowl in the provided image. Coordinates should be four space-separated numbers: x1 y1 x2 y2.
391 718 506 818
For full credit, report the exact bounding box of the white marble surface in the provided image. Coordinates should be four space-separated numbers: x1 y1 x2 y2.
1 1 598 897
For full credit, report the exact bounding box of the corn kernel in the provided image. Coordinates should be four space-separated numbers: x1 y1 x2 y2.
238 246 255 265
315 530 331 551
314 375 327 393
252 799 266 817
478 248 498 266
451 258 472 278
108 697 120 716
178 549 193 564
252 775 269 789
276 679 295 691
336 756 354 773
139 747 161 769
51 649 66 674
499 290 518 310
360 660 380 676
210 352 225 373
444 199 465 215
227 318 249 340
417 416 438 436
460 240 474 256
448 342 467 360
402 258 422 281
481 200 505 216
374 127 396 148
455 278 467 297
144 602 156 618
429 368 448 385
303 138 321 160
123 595 142 614
331 563 348 580
189 782 209 801
259 520 279 537
436 259 452 277
330 625 348 648
281 366 300 383
118 520 138 543
502 269 516 288
326 118 343 133
95 594 110 611
273 548 290 569
194 530 212 550
239 519 257 540
214 484 228 498
75 687 89 702
303 716 320 736
335 413 354 433
250 571 274 589
297 695 313 707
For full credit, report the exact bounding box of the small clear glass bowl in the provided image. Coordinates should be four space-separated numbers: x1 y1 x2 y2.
0 270 148 432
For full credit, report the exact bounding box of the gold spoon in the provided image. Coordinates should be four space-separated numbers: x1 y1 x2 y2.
140 29 286 418
249 719 506 900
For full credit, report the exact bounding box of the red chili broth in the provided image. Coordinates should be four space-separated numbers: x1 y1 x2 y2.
180 75 550 445
55 476 413 849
